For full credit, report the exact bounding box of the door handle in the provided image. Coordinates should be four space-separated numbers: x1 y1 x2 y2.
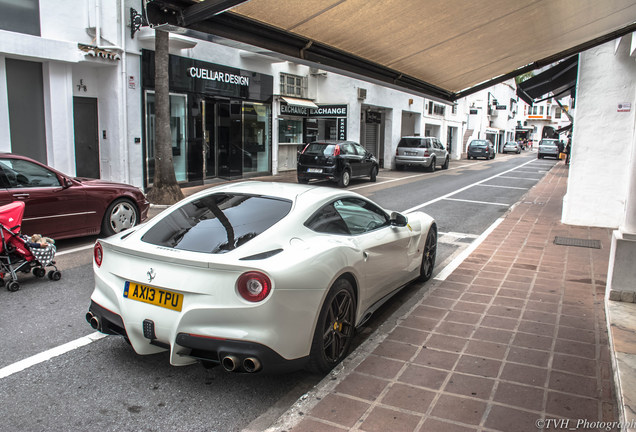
363 251 369 261
12 193 29 199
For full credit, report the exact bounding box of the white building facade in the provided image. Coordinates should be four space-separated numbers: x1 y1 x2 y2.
462 82 519 154
1 0 528 191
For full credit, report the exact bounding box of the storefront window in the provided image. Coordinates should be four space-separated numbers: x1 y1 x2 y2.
243 103 270 174
278 118 303 144
304 118 338 142
145 92 188 183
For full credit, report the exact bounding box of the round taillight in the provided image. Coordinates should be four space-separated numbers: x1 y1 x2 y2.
94 242 103 267
237 271 271 302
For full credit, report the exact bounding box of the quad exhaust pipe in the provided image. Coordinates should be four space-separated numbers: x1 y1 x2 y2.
222 355 240 372
85 312 100 331
221 355 262 373
243 357 261 373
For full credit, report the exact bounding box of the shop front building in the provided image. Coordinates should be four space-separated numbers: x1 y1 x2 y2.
141 50 273 186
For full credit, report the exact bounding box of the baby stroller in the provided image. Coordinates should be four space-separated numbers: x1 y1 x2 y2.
0 201 61 292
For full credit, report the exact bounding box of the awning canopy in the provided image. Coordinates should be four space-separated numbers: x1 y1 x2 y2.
280 97 319 109
516 56 579 105
145 0 636 102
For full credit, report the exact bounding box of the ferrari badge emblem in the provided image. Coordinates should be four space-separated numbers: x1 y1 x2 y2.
147 268 156 283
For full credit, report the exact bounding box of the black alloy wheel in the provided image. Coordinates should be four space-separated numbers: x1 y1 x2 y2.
308 278 356 373
419 225 437 281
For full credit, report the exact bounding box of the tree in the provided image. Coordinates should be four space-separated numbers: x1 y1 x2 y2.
146 29 184 205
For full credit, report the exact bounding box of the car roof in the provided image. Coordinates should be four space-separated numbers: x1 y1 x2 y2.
308 140 356 145
187 181 357 204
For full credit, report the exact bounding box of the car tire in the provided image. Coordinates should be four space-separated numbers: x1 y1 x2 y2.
538 154 543 159
338 169 351 188
492 153 496 159
428 158 436 172
419 224 437 282
442 157 449 170
396 164 404 171
101 198 140 237
369 166 378 182
307 278 356 373
298 177 309 184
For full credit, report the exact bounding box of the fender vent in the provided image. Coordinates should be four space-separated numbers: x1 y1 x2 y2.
240 249 283 260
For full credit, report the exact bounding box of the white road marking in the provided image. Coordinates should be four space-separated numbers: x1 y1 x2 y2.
434 217 505 281
477 184 527 190
403 158 537 213
444 198 510 207
497 175 543 181
0 332 107 379
57 244 94 256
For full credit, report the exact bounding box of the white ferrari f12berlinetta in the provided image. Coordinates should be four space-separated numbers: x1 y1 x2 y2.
87 181 437 373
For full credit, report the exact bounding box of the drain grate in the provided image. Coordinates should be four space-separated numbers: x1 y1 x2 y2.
554 236 601 249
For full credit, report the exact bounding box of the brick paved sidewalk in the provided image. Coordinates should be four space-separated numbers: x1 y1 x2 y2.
284 163 617 432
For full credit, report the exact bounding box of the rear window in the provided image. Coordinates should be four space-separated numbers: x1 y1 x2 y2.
303 143 336 156
539 140 557 146
470 140 487 147
141 194 292 253
398 138 427 148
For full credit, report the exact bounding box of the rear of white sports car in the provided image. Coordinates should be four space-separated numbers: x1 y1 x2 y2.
86 182 436 373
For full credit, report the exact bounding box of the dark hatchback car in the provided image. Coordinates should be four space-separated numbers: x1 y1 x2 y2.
467 139 496 160
297 140 379 187
0 153 149 240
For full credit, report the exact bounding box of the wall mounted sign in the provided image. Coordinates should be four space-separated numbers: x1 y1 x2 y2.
337 118 347 140
141 49 273 101
310 105 348 117
618 103 632 112
280 103 347 117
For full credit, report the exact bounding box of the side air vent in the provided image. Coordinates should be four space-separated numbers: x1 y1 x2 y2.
240 249 284 261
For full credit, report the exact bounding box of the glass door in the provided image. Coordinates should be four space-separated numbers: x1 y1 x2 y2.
217 101 243 179
243 102 270 174
203 99 216 179
145 91 187 185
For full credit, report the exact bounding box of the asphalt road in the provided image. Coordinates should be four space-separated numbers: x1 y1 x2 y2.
0 150 557 432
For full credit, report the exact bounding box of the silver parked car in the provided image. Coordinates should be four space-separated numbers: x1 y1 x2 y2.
503 141 521 154
538 139 560 159
395 136 449 172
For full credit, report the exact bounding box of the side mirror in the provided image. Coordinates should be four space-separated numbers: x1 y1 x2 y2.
390 212 408 227
63 177 73 188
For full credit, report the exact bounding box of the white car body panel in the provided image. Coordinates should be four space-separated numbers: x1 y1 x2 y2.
89 181 435 371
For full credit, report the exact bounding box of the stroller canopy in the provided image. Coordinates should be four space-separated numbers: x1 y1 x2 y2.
0 201 25 233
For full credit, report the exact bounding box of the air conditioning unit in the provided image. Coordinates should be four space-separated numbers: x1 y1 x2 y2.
309 67 327 76
358 88 367 100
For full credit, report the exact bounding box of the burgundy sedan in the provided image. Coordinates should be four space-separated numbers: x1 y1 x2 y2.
0 153 149 240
